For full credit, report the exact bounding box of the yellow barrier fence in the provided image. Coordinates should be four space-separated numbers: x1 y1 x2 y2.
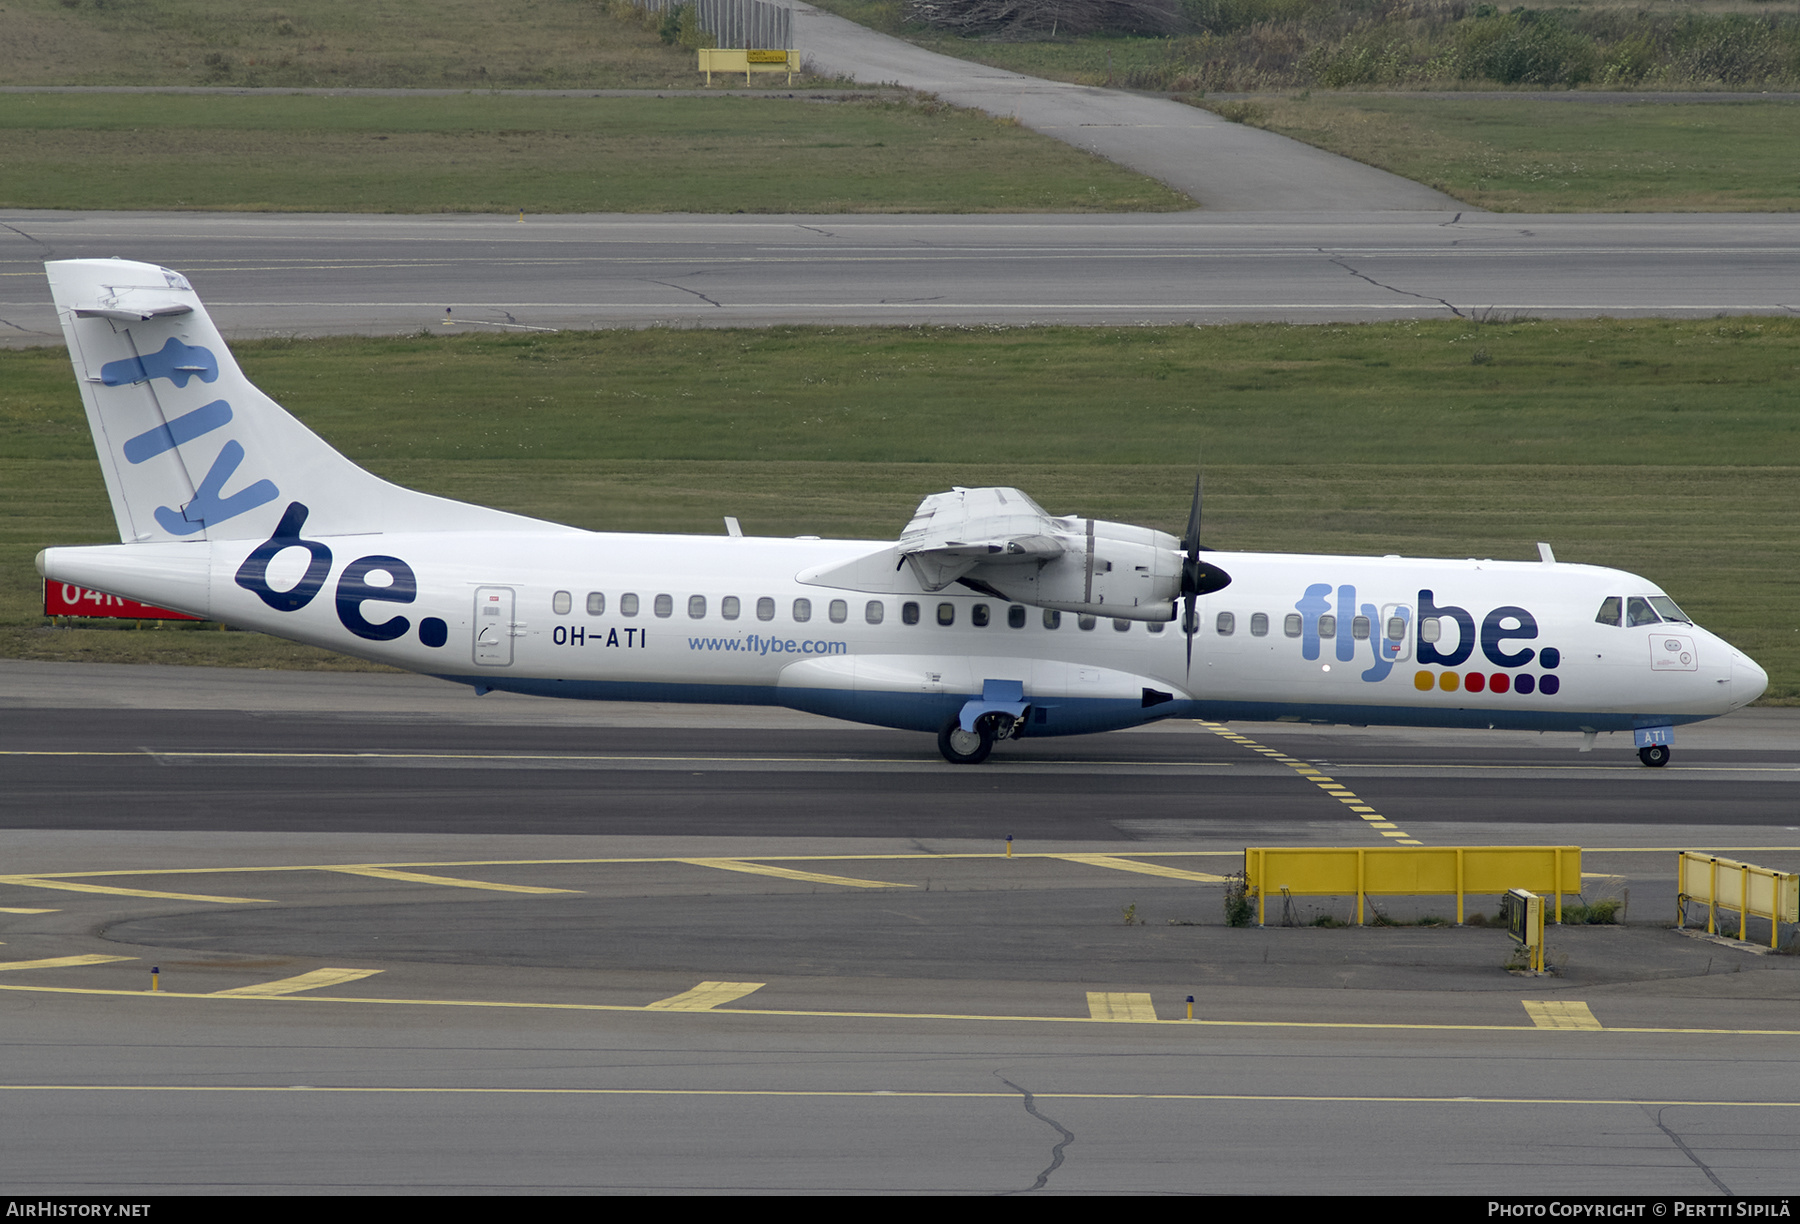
698 49 800 85
1677 853 1799 949
1245 846 1581 927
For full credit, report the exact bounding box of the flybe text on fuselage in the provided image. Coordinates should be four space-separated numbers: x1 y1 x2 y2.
1292 582 1561 696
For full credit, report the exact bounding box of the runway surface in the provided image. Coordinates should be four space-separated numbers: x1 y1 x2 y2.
3 661 1798 1193
5 209 1799 342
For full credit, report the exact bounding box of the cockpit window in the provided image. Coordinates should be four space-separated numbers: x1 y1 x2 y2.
1625 596 1661 627
1648 595 1691 624
1595 596 1621 627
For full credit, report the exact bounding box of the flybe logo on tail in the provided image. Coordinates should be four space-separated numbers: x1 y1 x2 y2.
113 346 279 536
101 338 219 388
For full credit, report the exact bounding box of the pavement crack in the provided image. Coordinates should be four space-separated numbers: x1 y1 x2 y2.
2 222 53 258
793 224 837 238
0 315 41 335
1648 1106 1733 1195
996 1073 1073 1193
1329 256 1466 320
646 278 723 308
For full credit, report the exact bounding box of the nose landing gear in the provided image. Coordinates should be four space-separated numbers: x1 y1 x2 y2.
1638 743 1671 768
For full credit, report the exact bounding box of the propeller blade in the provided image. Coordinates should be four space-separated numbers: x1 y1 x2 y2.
1176 472 1231 680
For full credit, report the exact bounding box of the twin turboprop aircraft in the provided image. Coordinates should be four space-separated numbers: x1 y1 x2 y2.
37 259 1769 765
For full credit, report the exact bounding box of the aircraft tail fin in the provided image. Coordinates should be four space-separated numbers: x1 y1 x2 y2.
48 258 545 544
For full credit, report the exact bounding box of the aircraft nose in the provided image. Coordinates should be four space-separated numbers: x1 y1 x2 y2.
1733 652 1770 707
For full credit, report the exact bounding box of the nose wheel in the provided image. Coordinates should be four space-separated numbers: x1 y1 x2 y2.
1638 744 1671 768
938 717 995 765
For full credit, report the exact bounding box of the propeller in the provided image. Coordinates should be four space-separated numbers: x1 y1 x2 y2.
1178 475 1232 678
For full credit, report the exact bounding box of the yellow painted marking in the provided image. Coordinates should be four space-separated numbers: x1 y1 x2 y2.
0 955 134 972
0 1083 1798 1110
1198 727 1423 846
0 908 57 914
1053 854 1230 883
646 981 765 1011
1523 1001 1602 1030
0 875 268 904
1087 992 1158 1021
322 867 576 895
676 859 909 889
9 978 1800 1037
212 968 385 997
7 1084 1800 1109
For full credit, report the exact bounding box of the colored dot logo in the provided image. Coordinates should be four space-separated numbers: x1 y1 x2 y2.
1413 670 1560 696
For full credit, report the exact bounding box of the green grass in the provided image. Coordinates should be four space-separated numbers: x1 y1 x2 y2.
4 319 1796 698
0 92 1188 213
807 0 1800 93
0 0 719 89
1193 95 1800 212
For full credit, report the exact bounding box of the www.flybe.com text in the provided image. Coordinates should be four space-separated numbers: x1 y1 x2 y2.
687 635 848 656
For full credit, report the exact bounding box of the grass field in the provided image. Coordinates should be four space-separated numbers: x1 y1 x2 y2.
0 93 1188 214
1191 95 1800 212
4 319 1795 700
0 0 718 89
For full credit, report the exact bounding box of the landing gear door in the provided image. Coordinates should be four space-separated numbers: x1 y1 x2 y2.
474 586 515 667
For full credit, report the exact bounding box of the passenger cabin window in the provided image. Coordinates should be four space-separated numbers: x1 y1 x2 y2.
653 594 673 618
829 600 847 624
865 600 884 625
1216 612 1235 636
1043 609 1061 629
1284 613 1302 638
1352 616 1371 641
793 598 812 623
586 592 605 616
552 590 571 615
1147 620 1165 634
1419 617 1441 643
1386 617 1407 641
1078 614 1096 631
1318 614 1337 638
1250 613 1268 637
1114 618 1131 632
721 596 740 621
757 597 775 622
971 604 990 628
1595 596 1621 627
1626 596 1660 627
937 603 955 626
902 601 920 625
620 593 639 617
1008 606 1026 629
688 595 706 619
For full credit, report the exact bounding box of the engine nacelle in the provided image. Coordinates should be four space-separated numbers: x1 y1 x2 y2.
964 519 1181 622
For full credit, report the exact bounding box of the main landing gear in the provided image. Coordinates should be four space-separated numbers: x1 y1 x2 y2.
938 716 995 765
1638 743 1671 768
938 711 1029 764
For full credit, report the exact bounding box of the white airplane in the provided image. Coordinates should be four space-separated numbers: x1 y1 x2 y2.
36 259 1769 766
